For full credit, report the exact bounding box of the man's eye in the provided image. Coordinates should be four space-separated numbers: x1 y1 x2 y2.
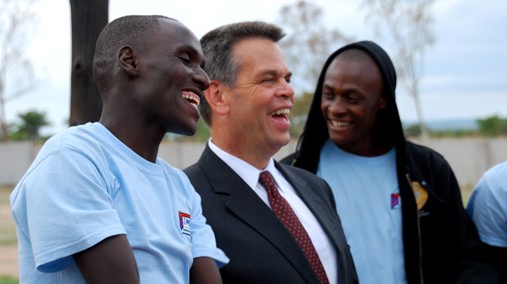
347 95 359 103
322 92 333 99
179 54 190 63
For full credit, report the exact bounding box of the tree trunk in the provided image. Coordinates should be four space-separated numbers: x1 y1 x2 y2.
412 82 429 140
69 0 108 126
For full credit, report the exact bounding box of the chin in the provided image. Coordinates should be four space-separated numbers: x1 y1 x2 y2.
168 123 197 136
178 128 197 136
328 134 349 146
275 136 291 148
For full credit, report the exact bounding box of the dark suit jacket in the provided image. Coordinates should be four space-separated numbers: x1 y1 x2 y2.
184 145 358 284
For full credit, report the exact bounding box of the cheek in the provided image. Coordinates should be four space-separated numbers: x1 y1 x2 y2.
320 99 331 112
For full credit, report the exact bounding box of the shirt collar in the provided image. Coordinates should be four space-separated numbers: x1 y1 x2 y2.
208 139 276 190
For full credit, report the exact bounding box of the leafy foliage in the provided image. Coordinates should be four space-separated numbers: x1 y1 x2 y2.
404 115 507 138
289 91 314 138
276 0 352 95
0 0 39 141
362 0 435 138
8 109 49 141
477 115 507 137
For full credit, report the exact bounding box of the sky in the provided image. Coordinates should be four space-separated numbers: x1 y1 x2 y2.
4 0 507 135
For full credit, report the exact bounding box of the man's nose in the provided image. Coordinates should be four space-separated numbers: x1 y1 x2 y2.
329 97 346 113
194 67 210 90
277 80 295 102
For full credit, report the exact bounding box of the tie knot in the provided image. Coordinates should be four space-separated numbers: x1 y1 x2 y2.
259 171 276 189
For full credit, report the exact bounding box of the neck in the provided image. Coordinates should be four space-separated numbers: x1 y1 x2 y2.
211 136 274 170
99 116 163 163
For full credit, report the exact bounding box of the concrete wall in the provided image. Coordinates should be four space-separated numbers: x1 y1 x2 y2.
1 138 506 187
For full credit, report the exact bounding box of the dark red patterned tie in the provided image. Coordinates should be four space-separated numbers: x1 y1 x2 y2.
259 171 329 284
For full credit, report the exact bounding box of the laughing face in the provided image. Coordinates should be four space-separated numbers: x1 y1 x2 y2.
320 52 386 156
139 19 209 136
225 38 294 157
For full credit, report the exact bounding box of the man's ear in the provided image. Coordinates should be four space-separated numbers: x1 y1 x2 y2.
204 80 229 115
117 46 138 76
379 96 387 109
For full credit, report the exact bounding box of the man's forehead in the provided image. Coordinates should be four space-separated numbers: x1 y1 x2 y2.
156 20 200 47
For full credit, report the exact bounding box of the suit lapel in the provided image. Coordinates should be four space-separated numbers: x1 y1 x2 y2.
198 147 318 283
277 162 351 283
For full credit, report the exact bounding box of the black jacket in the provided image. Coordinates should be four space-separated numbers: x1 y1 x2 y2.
185 146 358 284
282 40 497 284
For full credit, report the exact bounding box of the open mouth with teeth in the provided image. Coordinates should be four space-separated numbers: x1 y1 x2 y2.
271 108 290 120
329 120 351 127
182 91 200 107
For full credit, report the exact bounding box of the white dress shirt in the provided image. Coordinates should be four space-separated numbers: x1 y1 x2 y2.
208 140 338 284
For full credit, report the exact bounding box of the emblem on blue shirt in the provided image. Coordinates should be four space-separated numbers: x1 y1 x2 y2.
179 211 191 236
391 193 401 209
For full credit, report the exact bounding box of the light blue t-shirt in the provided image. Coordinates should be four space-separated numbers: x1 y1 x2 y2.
467 161 507 247
317 139 406 284
10 123 228 283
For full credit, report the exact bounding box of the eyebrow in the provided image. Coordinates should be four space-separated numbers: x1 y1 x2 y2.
255 69 292 80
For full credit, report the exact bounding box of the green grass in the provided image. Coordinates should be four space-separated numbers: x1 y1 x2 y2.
0 276 18 284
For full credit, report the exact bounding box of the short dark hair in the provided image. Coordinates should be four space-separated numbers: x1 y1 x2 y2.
199 21 285 125
92 15 174 95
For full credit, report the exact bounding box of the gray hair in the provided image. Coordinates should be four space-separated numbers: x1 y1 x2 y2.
199 21 285 125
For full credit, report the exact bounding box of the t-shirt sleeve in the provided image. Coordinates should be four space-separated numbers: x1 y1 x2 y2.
467 171 507 247
186 180 229 267
11 147 126 273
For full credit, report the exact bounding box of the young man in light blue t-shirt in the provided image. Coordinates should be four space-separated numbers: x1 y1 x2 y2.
467 161 507 283
10 15 228 283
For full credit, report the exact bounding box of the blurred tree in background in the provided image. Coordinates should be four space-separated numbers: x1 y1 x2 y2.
0 0 39 142
290 92 314 138
477 115 507 137
362 0 436 139
276 0 352 95
275 0 352 140
9 109 49 141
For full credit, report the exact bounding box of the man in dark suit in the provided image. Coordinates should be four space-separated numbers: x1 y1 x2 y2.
184 21 358 284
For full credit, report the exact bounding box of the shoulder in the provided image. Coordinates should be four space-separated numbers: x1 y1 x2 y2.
277 162 337 209
183 162 201 176
474 161 507 198
278 162 329 189
183 163 206 185
42 124 110 158
406 141 445 160
279 152 296 165
279 162 316 177
183 162 212 193
404 141 460 200
483 161 507 180
405 140 452 170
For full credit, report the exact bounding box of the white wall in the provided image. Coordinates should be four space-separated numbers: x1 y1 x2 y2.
1 138 506 187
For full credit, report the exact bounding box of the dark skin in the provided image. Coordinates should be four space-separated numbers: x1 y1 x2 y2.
99 20 209 162
72 18 221 284
73 235 139 283
320 54 388 157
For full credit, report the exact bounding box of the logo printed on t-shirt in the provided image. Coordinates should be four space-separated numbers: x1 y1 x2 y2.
391 193 401 209
179 211 191 236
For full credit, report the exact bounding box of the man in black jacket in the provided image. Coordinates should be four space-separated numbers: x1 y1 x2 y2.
282 40 497 284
